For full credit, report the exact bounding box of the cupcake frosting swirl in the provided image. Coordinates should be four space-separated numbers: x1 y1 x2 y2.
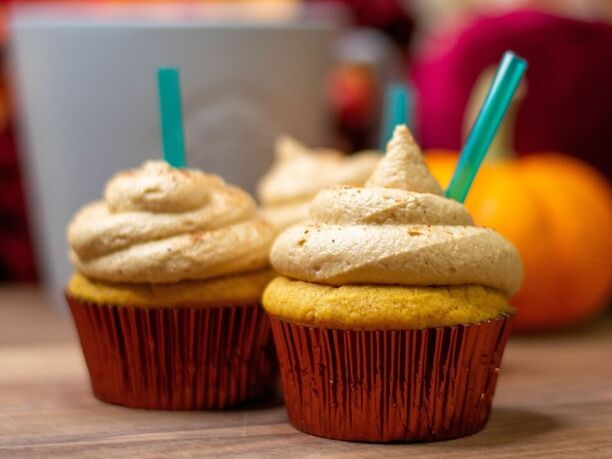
68 160 276 283
257 135 380 228
270 126 522 295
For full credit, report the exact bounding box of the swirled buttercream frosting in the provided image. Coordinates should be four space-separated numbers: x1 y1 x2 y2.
257 135 380 229
68 160 276 283
270 126 522 295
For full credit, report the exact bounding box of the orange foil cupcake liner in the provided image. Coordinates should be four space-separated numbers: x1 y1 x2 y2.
66 294 277 410
270 316 512 442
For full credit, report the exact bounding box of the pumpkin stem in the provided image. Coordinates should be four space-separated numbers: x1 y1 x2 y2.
464 66 526 162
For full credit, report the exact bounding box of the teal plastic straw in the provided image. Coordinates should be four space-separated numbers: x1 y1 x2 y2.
445 51 527 202
379 82 412 151
157 67 186 168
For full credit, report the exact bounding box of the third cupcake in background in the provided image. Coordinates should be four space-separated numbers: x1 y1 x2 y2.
257 135 380 229
263 125 522 442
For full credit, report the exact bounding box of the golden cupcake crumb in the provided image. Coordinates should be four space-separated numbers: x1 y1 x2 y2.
68 269 276 308
263 276 513 330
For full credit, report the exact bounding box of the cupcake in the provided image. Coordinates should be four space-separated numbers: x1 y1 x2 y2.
65 160 278 410
257 135 379 229
263 126 522 442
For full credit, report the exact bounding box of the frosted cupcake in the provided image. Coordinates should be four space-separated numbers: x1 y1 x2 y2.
263 126 522 442
66 161 277 410
257 135 379 229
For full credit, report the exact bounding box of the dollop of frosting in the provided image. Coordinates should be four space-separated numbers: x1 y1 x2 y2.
270 126 523 295
257 135 380 228
68 160 276 283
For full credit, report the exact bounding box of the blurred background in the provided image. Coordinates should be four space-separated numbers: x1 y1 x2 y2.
0 0 610 333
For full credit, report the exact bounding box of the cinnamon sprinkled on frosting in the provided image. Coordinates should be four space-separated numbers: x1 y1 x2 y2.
68 161 276 283
270 126 523 295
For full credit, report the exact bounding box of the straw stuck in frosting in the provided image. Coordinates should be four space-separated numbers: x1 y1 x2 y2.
270 125 523 295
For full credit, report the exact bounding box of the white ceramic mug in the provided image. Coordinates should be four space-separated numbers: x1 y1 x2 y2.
9 3 337 305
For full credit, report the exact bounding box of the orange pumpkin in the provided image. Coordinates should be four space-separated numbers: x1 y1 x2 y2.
425 72 612 332
426 148 612 332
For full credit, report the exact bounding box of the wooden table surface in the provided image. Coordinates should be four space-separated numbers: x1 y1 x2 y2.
1 286 611 458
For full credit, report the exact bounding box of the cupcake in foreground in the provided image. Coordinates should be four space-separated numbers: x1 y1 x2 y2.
65 160 278 410
257 135 379 229
263 126 522 442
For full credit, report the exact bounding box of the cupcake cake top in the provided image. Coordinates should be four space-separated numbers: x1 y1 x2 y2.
270 126 523 296
257 135 380 229
68 160 276 283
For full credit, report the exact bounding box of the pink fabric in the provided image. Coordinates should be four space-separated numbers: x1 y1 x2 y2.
412 10 612 178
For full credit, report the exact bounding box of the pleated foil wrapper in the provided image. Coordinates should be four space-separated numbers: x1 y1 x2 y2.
66 294 277 410
270 316 512 442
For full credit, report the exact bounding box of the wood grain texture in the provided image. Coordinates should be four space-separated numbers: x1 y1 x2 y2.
1 286 611 458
